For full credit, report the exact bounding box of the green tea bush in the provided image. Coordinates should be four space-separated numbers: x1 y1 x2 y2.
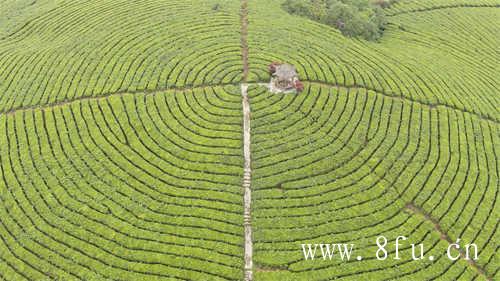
282 0 387 40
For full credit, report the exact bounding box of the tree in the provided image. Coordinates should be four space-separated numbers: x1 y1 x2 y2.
282 0 387 41
282 0 313 18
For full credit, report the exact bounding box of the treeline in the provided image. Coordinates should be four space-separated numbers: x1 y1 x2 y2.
282 0 393 41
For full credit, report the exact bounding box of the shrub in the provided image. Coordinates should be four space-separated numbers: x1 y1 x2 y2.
282 0 387 41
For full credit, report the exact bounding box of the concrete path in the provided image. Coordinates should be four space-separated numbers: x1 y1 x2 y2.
241 83 253 281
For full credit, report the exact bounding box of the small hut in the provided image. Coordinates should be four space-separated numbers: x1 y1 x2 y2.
268 62 303 93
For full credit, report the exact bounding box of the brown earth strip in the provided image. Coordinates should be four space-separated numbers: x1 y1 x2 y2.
305 81 499 124
240 0 249 82
1 81 497 126
0 83 239 116
405 202 493 281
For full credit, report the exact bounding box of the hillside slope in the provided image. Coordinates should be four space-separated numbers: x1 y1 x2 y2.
0 0 498 280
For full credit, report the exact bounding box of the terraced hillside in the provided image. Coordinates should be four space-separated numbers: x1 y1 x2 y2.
0 0 498 280
249 84 497 280
0 86 245 280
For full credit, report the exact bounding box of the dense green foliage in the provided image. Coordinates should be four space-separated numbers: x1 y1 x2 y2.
282 0 387 40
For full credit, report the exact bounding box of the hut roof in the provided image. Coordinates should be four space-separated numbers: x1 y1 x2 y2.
273 64 298 80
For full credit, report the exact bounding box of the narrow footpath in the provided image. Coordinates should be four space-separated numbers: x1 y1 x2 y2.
240 0 253 280
241 83 253 281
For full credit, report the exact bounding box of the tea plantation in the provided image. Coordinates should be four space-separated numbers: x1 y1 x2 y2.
0 0 498 280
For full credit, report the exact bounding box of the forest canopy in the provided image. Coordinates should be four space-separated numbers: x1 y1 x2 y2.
282 0 389 41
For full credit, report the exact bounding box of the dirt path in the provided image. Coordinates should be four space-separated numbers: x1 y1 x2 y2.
240 0 249 82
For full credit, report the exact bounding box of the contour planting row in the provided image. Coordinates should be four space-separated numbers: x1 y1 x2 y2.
0 0 60 39
247 0 499 121
385 0 500 15
0 86 244 280
0 0 242 112
381 7 499 120
248 84 498 281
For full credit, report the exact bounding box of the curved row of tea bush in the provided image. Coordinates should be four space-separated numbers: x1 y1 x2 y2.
0 0 59 39
0 0 497 280
249 84 498 280
0 0 242 112
385 0 500 15
0 86 245 280
247 0 499 121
